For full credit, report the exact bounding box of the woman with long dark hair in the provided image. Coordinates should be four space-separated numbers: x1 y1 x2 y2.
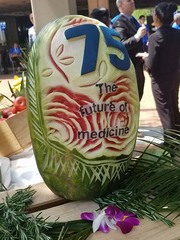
144 2 180 145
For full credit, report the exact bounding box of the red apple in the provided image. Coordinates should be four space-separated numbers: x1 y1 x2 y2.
1 107 17 118
13 96 26 112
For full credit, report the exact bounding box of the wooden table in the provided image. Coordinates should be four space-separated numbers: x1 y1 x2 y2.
0 183 180 240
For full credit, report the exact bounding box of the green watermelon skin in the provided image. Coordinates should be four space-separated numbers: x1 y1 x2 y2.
26 15 140 200
32 138 130 200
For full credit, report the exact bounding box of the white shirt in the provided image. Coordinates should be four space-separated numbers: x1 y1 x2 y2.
28 26 36 45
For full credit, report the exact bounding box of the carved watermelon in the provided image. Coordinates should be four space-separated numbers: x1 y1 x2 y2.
26 15 139 200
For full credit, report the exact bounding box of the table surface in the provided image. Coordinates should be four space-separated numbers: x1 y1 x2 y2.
0 182 180 240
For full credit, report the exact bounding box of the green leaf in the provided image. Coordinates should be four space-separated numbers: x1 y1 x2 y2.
8 81 16 98
20 72 26 94
0 93 13 104
45 221 92 240
95 130 180 226
0 186 52 240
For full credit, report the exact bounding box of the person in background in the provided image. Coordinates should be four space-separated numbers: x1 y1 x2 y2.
143 2 180 145
112 0 147 101
9 42 22 72
172 11 180 30
90 7 110 27
0 49 8 74
138 15 150 51
28 13 36 47
111 13 120 26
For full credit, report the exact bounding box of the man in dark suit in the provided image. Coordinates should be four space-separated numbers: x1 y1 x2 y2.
112 0 146 101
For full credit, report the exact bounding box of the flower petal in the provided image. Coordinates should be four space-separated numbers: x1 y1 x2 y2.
117 221 133 234
125 217 140 226
81 212 95 221
93 211 106 232
105 205 120 218
114 211 124 222
123 211 137 217
99 219 110 233
105 218 117 231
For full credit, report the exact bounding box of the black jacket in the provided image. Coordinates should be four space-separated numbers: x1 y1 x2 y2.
145 25 180 81
112 14 144 66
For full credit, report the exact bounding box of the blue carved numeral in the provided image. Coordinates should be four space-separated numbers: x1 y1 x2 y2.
100 26 130 70
65 24 99 75
65 24 130 75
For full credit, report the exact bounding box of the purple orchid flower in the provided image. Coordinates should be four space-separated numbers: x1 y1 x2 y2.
81 205 139 234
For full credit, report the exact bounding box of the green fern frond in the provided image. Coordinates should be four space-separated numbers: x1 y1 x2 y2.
95 130 180 226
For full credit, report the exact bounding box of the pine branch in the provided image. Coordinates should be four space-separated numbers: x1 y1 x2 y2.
44 221 92 240
0 186 52 240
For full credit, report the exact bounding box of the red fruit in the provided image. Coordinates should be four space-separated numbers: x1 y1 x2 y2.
1 107 17 118
0 117 6 122
7 113 16 118
13 96 26 112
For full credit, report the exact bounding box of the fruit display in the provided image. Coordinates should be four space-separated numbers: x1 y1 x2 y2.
12 75 26 93
0 75 26 121
27 15 140 200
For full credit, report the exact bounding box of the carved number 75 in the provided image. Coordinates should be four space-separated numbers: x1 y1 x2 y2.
65 24 130 75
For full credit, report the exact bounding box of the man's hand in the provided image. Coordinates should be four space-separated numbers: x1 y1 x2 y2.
136 52 149 59
135 26 146 39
